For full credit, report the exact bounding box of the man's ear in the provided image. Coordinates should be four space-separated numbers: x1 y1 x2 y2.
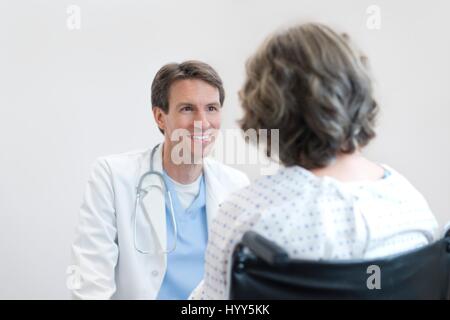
152 107 165 132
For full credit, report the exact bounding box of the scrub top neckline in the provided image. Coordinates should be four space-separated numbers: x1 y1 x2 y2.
163 170 206 219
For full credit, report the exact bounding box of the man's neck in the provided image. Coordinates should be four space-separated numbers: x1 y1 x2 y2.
162 143 203 184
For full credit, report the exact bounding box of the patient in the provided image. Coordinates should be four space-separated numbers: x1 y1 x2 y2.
190 22 438 299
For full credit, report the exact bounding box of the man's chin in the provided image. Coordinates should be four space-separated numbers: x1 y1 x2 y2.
191 142 215 161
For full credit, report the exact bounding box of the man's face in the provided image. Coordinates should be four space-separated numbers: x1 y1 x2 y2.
153 79 222 161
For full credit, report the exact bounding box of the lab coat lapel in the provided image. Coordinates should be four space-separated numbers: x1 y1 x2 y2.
140 143 167 253
203 159 226 233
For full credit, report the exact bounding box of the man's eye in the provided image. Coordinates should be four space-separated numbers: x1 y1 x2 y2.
208 106 218 111
181 106 193 112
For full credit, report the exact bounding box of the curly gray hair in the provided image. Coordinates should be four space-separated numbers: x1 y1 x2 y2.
239 23 379 169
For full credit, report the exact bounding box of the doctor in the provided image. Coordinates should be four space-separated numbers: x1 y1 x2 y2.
69 60 249 299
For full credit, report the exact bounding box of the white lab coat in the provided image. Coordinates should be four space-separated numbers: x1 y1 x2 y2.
70 144 249 299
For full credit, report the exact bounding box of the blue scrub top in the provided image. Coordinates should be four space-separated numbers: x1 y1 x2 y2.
156 172 208 300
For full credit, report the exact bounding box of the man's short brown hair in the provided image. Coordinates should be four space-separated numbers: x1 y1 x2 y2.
239 23 379 169
151 60 225 113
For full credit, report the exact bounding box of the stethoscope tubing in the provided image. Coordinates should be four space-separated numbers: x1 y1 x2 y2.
133 143 178 254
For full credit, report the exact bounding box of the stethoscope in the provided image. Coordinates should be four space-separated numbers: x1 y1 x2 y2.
133 143 178 255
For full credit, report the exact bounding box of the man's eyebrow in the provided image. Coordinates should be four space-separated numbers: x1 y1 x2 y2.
175 102 195 108
205 102 221 106
175 102 221 108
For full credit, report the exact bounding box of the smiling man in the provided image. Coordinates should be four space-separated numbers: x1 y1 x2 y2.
70 61 249 299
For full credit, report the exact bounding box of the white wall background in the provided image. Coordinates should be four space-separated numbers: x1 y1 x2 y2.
0 0 449 299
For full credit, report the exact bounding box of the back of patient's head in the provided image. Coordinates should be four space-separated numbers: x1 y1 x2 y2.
239 23 379 169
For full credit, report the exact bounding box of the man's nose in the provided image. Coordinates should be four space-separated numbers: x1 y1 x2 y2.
194 110 210 130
